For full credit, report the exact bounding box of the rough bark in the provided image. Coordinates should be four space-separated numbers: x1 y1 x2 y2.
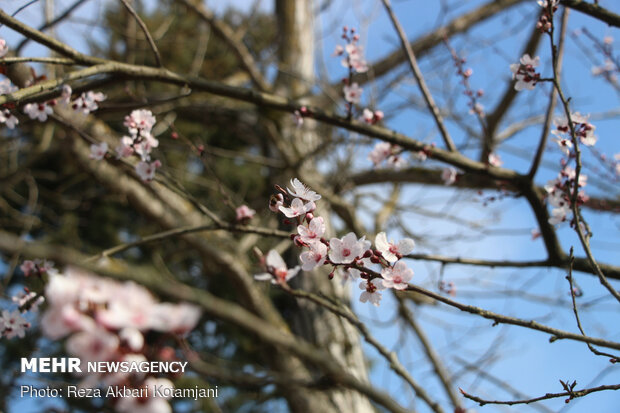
274 1 376 412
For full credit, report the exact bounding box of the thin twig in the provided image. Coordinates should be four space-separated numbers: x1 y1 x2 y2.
566 247 620 362
528 7 568 179
460 382 620 406
396 295 462 411
281 284 444 413
118 0 163 67
381 0 457 152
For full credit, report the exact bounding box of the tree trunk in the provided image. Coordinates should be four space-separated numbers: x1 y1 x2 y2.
274 1 376 412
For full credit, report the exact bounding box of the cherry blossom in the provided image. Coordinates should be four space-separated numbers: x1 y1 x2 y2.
235 205 256 222
0 109 18 129
150 303 202 335
361 108 384 124
338 28 369 74
119 327 144 351
279 197 315 218
297 217 325 244
0 38 8 58
386 154 407 170
300 242 328 271
116 136 135 158
552 137 573 156
343 82 363 104
24 102 53 121
0 310 30 339
413 151 428 162
441 167 457 185
368 142 391 166
19 259 55 277
135 160 162 182
254 250 300 284
488 152 503 167
287 178 321 202
510 54 540 91
341 257 372 283
552 112 597 147
12 291 44 312
0 79 17 95
66 327 120 363
72 91 106 115
375 232 415 263
343 43 369 73
537 0 558 7
269 193 284 212
124 109 156 138
381 261 414 290
368 142 405 169
89 142 108 160
359 278 385 307
59 84 72 105
328 232 369 264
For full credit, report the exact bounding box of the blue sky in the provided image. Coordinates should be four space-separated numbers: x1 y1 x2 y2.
1 0 619 412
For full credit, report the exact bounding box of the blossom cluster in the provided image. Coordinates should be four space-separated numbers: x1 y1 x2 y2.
544 165 589 227
90 109 162 182
542 111 598 228
446 43 485 117
510 54 541 91
536 0 558 33
31 264 200 413
255 178 416 306
368 142 406 169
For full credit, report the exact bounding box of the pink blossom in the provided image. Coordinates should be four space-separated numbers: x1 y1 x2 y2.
135 160 162 182
0 310 30 339
0 109 18 129
442 167 457 185
297 217 325 244
150 303 202 335
124 109 156 137
368 142 392 166
119 327 144 351
254 250 300 284
0 79 17 95
235 205 256 222
20 260 36 277
300 242 328 271
59 84 72 105
12 291 44 312
0 38 8 58
66 327 120 363
279 197 315 218
24 102 53 121
269 193 284 212
328 232 369 264
413 151 427 162
359 278 385 306
510 54 540 91
488 152 503 167
381 261 414 290
287 178 321 202
343 82 363 104
116 136 135 158
552 137 573 156
89 142 108 160
72 91 106 114
375 232 415 263
386 154 407 170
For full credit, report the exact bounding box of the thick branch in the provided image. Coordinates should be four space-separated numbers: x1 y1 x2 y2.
561 0 620 28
